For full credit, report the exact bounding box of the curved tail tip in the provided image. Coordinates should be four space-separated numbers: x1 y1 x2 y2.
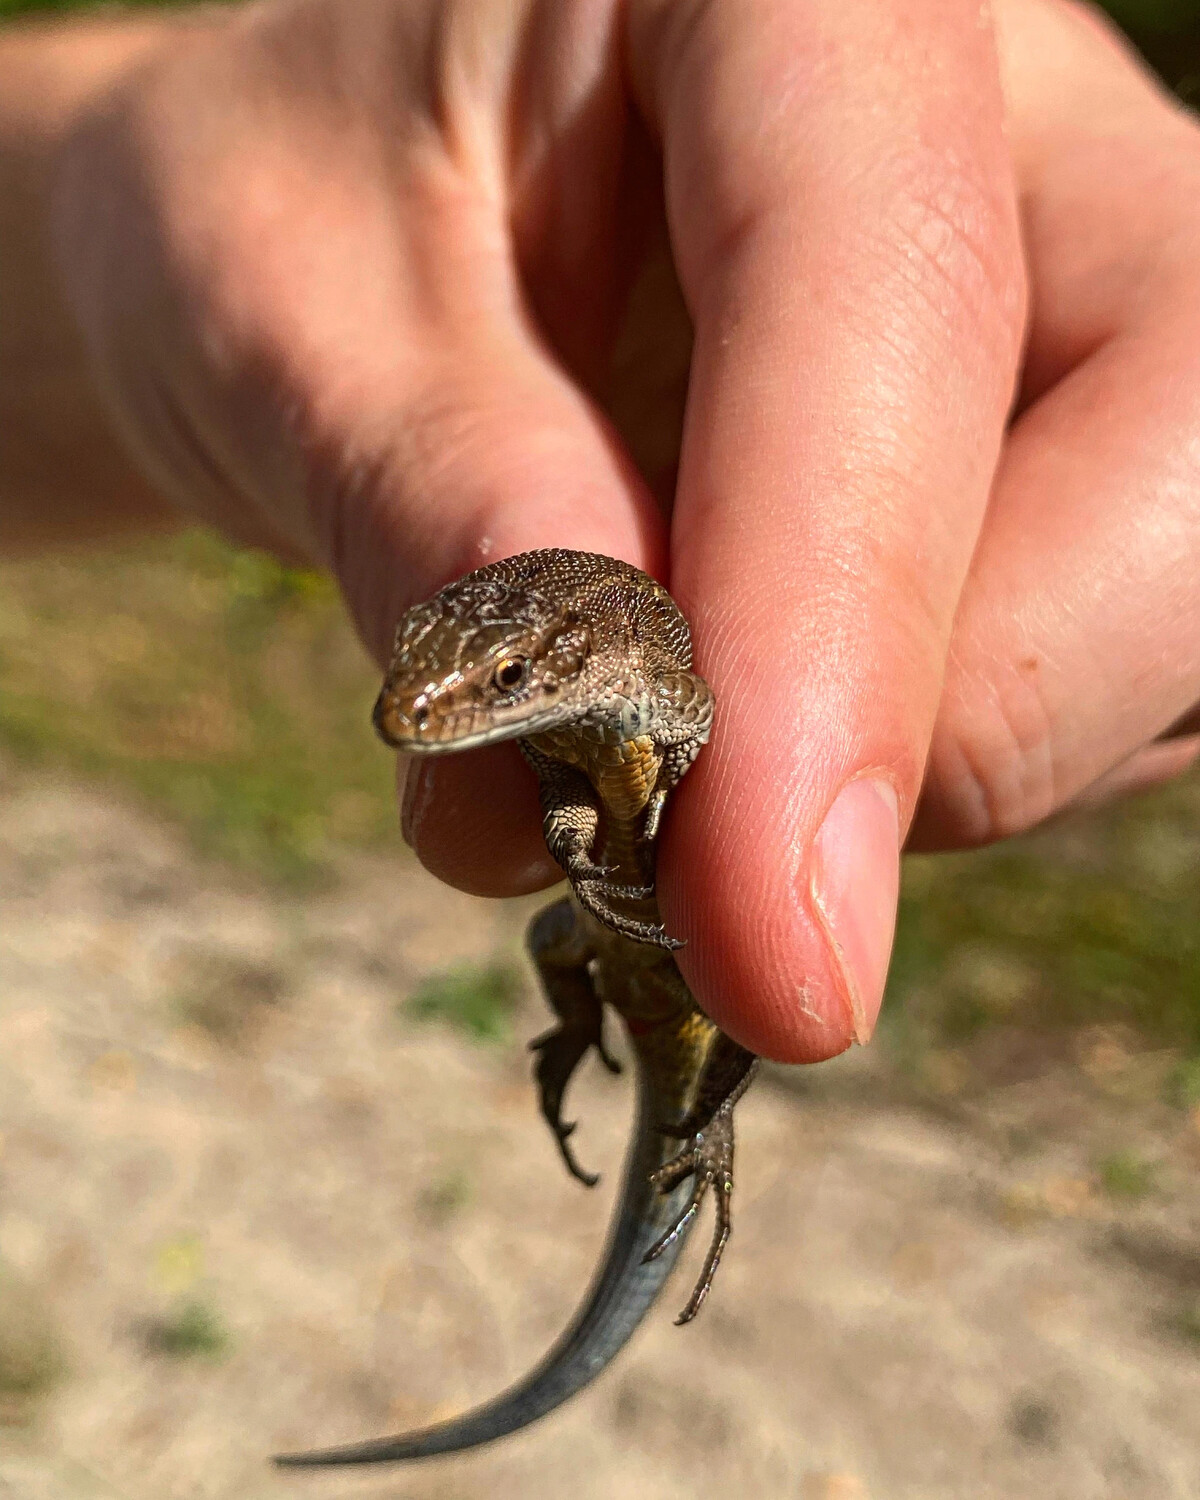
273 1445 390 1468
273 1450 330 1469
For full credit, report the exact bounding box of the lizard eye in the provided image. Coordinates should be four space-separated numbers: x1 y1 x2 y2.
492 656 531 693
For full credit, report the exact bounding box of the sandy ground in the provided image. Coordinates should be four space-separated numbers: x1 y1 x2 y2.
2 760 1199 1500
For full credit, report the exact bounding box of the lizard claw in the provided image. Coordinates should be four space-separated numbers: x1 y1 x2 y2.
530 1019 620 1186
566 858 655 904
538 1103 599 1187
607 881 656 901
568 878 683 950
551 1119 600 1188
564 855 617 883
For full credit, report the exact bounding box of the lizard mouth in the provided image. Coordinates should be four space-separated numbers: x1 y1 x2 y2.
372 685 563 754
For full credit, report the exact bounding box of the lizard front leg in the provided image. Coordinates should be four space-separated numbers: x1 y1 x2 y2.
526 897 620 1187
520 742 676 949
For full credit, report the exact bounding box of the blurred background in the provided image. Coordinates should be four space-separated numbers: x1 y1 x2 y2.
2 2 1199 1497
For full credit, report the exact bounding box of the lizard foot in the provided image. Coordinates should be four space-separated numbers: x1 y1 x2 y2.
529 1020 621 1186
641 1110 736 1324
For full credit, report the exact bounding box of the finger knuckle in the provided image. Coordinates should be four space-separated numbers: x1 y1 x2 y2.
925 663 1060 845
871 150 1028 367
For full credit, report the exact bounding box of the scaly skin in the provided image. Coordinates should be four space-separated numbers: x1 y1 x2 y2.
275 549 758 1468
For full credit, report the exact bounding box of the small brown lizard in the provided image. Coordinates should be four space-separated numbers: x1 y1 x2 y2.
275 548 758 1467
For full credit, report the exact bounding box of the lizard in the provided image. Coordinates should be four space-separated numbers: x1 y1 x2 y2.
275 547 758 1468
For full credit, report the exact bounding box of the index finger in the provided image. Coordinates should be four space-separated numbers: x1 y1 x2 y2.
629 0 1027 1059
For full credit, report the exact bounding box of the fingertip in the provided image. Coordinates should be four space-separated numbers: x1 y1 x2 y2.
661 753 899 1065
398 746 561 899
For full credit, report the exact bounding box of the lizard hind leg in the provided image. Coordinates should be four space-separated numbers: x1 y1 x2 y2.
642 1042 759 1324
642 1109 737 1324
527 898 619 1188
662 1036 758 1141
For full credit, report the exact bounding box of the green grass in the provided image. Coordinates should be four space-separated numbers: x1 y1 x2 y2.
406 963 523 1044
0 530 393 883
143 1297 229 1360
1098 1150 1157 1200
1168 1055 1200 1109
0 1264 65 1413
885 776 1200 1060
0 0 236 16
1165 1296 1200 1349
419 1171 472 1223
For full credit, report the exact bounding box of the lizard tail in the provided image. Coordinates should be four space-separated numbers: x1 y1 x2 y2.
273 1061 694 1467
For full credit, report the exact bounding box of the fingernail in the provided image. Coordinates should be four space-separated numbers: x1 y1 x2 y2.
810 776 900 1045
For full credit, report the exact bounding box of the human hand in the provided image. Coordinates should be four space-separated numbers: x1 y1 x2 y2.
51 0 1200 1060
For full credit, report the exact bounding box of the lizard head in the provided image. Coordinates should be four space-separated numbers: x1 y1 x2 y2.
373 577 593 753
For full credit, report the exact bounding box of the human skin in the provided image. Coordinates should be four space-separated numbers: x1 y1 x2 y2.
3 0 1199 1061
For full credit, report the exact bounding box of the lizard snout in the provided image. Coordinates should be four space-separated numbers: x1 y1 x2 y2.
372 684 431 747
